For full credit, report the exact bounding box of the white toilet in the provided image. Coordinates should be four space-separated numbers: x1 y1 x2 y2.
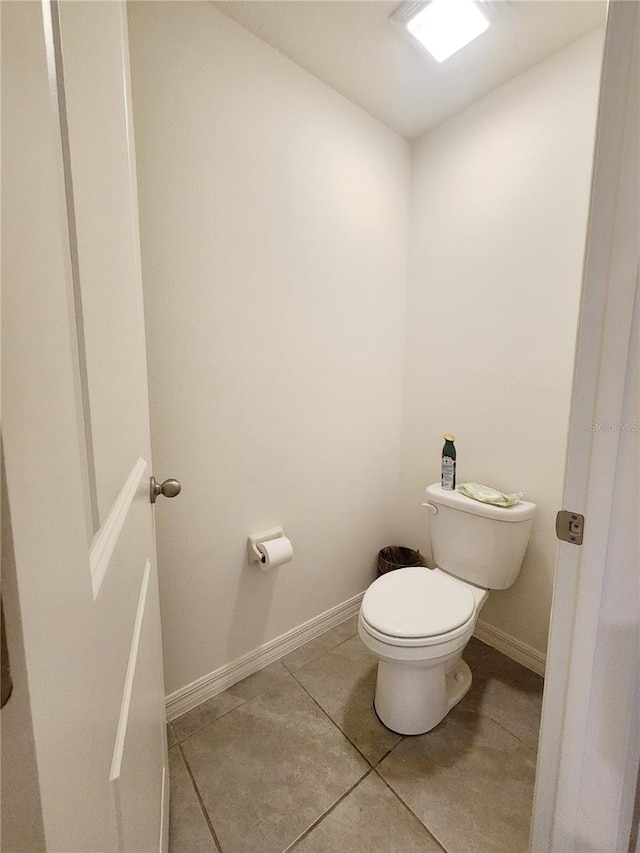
359 483 536 735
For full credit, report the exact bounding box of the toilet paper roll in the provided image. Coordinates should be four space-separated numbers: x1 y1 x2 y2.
257 536 293 572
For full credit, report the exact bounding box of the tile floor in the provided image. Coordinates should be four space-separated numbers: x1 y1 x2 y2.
167 617 543 853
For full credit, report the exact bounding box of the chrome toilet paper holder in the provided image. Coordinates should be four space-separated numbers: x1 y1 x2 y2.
247 527 285 565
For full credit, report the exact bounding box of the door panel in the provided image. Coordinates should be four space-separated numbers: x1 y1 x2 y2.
110 562 168 853
90 457 148 599
1 2 169 850
59 0 152 526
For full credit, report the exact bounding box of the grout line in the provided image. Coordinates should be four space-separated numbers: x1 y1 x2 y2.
373 767 449 853
174 670 293 745
289 672 377 767
166 610 363 720
170 633 540 853
368 700 408 767
281 623 359 675
453 676 542 756
174 696 251 745
283 767 374 853
371 736 406 768
471 708 540 756
177 742 224 853
284 628 398 771
173 620 359 740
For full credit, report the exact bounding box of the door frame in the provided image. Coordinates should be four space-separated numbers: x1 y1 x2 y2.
530 1 639 850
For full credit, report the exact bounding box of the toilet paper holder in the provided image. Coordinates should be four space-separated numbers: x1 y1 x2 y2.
247 527 286 565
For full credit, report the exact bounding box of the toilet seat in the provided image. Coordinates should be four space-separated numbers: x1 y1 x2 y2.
360 567 476 648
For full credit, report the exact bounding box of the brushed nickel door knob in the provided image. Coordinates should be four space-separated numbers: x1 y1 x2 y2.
150 476 182 504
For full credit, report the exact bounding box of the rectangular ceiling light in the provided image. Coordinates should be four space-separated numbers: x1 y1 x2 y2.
392 0 493 63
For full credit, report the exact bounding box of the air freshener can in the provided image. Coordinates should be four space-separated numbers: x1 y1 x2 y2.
441 434 456 490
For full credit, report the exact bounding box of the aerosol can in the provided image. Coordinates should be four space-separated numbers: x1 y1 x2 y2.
441 434 456 491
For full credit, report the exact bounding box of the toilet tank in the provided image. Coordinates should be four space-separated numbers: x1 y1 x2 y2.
424 484 536 590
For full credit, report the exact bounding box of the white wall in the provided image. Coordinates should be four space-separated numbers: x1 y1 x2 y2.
129 2 603 693
399 29 603 657
127 2 410 696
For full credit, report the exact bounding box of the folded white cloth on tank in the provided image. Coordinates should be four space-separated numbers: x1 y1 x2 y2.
456 482 523 507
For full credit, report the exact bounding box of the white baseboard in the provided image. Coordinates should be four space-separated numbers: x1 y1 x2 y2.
165 591 365 721
474 619 546 677
166 597 545 721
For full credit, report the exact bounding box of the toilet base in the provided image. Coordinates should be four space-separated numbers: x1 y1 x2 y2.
373 657 472 735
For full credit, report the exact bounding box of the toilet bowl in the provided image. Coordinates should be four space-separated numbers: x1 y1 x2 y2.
359 483 536 735
359 566 487 734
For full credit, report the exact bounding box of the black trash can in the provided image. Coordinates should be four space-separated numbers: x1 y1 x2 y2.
377 546 423 578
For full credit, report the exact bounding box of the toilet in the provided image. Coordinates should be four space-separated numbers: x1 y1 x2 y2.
359 483 536 735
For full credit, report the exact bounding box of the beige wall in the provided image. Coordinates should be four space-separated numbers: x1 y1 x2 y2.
399 29 603 657
129 2 603 694
127 2 410 696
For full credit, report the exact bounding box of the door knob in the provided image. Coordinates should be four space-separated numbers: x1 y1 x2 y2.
150 476 182 504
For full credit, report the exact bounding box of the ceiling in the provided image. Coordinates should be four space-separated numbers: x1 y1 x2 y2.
212 1 606 140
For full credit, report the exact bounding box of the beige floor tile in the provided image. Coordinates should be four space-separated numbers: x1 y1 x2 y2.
181 675 368 853
291 772 444 853
167 722 177 748
293 635 402 764
463 636 494 669
377 707 537 853
172 661 290 742
168 747 218 853
172 690 246 742
281 616 359 674
227 660 290 701
461 642 544 750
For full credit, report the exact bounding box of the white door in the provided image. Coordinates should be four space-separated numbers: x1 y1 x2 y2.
2 2 171 850
530 1 639 850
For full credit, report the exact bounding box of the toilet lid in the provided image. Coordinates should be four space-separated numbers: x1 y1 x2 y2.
361 567 476 639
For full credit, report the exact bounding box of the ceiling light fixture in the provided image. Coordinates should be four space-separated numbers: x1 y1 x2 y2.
391 0 506 63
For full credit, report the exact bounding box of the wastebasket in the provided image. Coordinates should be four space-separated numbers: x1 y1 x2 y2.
377 546 423 577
